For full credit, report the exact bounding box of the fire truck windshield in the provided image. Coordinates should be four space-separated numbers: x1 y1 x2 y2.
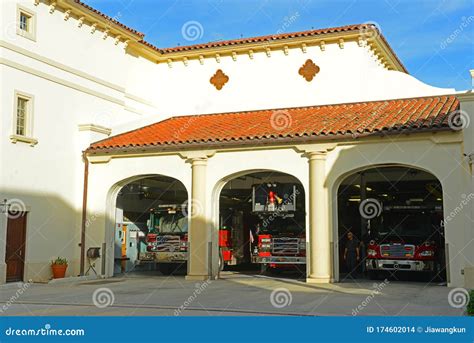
259 217 304 236
372 212 433 238
149 214 188 234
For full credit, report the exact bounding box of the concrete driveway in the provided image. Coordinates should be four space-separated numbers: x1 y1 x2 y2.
0 271 464 316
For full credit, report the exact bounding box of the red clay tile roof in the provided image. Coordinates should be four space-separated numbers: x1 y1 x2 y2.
73 0 145 38
161 24 365 53
88 95 459 153
139 24 406 72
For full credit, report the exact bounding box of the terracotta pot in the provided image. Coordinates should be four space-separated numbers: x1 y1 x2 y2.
51 264 68 279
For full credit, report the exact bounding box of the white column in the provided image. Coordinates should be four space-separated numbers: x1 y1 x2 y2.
186 158 209 281
307 151 331 283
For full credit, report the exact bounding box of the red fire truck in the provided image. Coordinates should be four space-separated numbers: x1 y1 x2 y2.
138 205 189 275
140 182 306 275
365 204 444 280
250 183 306 274
140 205 242 274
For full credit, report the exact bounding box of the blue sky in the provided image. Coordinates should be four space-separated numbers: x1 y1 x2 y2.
85 0 473 90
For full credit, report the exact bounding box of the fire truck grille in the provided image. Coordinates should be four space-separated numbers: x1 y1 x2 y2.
380 244 415 258
272 238 300 255
155 235 182 252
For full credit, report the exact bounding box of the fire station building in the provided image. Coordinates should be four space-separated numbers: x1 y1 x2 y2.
1 0 474 288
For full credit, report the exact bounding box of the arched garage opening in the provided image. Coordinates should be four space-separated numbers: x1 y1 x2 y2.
113 175 188 276
217 171 306 278
337 166 446 283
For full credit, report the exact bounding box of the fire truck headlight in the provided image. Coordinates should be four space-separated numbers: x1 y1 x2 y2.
367 249 377 257
419 250 434 257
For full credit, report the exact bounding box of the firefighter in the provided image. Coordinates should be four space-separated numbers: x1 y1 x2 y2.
343 231 360 278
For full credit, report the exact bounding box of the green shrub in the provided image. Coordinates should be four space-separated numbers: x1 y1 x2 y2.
468 290 474 316
51 257 68 266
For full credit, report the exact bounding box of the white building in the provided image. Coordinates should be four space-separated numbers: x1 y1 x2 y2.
1 0 473 288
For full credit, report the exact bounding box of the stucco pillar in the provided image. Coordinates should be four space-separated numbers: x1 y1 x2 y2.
186 158 209 281
306 151 331 283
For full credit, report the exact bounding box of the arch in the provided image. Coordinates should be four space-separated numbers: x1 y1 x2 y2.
103 173 189 277
331 163 445 283
210 168 307 278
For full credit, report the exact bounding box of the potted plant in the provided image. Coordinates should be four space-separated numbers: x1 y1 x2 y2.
467 290 474 316
51 257 68 279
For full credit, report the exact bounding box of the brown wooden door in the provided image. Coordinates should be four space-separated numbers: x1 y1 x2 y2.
5 212 27 282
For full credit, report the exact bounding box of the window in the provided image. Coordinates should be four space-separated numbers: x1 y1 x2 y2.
10 91 37 146
16 97 28 136
19 12 30 32
16 6 36 41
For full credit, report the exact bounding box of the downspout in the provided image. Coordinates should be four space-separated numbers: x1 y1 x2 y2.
80 150 89 276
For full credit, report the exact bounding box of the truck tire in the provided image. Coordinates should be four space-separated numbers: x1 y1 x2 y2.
268 267 283 276
367 270 379 280
159 263 175 275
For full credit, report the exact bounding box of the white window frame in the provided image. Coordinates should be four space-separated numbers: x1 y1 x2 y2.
16 5 37 42
10 91 37 146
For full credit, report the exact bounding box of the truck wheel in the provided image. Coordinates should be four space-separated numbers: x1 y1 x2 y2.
367 270 379 280
268 267 283 276
159 263 175 275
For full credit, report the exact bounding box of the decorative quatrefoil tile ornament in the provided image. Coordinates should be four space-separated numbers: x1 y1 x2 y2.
210 69 229 90
298 59 320 82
